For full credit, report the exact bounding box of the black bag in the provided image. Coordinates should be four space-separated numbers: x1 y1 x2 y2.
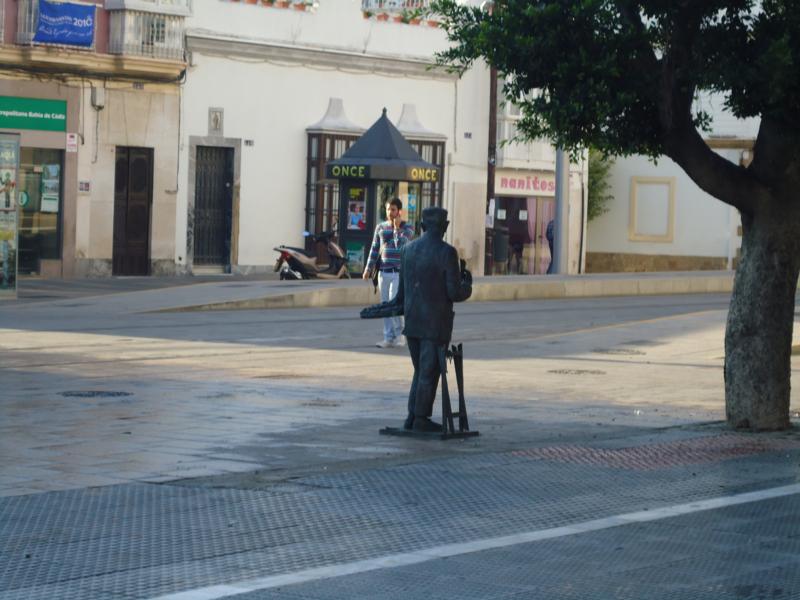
371 258 381 294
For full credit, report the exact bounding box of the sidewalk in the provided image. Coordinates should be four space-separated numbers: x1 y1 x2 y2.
4 270 735 313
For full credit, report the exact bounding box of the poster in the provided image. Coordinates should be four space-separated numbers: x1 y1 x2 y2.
0 133 19 298
0 168 15 210
345 240 366 274
347 187 367 231
41 164 60 213
33 0 96 48
0 211 16 292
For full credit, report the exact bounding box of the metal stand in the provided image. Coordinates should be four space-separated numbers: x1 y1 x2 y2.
380 343 479 440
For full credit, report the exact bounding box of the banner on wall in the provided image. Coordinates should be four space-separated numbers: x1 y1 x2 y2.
33 0 96 48
0 134 19 299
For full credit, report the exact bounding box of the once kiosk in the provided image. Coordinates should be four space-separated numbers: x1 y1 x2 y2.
325 109 441 275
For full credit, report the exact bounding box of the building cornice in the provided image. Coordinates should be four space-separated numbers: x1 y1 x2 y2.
186 32 457 81
0 46 185 82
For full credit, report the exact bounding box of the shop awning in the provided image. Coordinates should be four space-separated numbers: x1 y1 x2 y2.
325 109 441 184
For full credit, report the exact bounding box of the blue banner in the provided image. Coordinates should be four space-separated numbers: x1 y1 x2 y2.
33 1 95 48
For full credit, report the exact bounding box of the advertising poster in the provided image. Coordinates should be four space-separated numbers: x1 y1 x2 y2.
0 211 17 292
347 187 367 231
0 133 19 298
41 164 60 213
0 168 15 210
345 240 365 274
33 0 96 48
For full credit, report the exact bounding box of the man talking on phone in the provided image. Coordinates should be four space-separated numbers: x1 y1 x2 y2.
363 198 414 348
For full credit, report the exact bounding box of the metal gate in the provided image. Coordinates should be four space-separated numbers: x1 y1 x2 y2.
113 147 153 276
193 146 233 267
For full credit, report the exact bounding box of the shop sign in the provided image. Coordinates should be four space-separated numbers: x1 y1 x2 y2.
495 170 555 196
0 97 67 132
34 0 96 48
66 133 79 153
406 167 439 182
0 133 19 299
327 164 369 179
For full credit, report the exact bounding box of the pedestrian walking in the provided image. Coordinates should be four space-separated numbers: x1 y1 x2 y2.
363 198 414 348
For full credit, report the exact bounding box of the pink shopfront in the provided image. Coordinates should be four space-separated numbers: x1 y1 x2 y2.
491 169 555 275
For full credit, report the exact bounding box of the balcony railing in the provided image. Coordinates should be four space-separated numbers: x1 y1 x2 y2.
105 0 193 17
497 118 556 168
108 10 185 60
16 0 96 50
361 0 430 12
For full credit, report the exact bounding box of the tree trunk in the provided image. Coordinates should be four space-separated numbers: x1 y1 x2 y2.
725 208 800 430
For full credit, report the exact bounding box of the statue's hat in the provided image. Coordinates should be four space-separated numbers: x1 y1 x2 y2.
421 206 448 229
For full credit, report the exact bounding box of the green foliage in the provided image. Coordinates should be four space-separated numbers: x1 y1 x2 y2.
431 1 800 159
587 148 614 222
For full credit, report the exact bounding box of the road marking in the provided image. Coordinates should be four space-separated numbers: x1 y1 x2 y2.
149 483 800 600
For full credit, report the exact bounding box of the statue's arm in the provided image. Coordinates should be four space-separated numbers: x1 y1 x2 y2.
445 246 472 303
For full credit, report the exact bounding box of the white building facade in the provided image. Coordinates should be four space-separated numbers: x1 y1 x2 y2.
177 0 587 277
587 95 758 272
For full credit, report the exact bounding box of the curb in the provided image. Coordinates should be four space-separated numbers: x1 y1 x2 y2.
158 272 735 312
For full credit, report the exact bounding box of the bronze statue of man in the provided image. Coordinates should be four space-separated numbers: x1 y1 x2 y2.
361 206 472 432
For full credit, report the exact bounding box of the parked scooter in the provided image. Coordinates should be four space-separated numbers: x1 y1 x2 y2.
273 230 350 280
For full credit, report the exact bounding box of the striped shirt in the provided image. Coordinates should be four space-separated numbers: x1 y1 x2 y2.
365 221 414 273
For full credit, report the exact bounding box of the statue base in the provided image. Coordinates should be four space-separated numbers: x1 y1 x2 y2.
379 427 480 441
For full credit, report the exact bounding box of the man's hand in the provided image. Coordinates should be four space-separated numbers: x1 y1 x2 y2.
362 270 370 280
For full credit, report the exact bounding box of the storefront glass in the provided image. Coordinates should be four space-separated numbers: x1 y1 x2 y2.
493 196 554 275
17 148 63 274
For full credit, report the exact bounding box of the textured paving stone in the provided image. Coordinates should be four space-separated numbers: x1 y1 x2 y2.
2 436 800 599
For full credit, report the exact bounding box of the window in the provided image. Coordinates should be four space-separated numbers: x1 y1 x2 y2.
629 177 675 242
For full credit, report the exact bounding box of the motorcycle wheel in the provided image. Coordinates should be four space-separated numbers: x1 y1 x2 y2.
279 266 302 280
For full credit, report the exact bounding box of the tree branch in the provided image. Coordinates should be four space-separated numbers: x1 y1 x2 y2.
614 1 659 73
652 4 765 214
665 124 766 215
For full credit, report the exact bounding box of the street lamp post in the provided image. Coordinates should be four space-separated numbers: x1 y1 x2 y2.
552 148 570 274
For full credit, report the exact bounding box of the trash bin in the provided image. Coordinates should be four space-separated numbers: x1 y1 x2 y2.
492 229 509 275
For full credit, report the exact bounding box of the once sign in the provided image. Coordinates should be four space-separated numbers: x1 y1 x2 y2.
329 164 368 178
408 167 439 182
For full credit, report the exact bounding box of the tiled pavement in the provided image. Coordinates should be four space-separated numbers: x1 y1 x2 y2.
2 427 800 599
3 283 800 599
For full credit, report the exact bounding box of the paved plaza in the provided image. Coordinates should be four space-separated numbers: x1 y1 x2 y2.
1 276 800 599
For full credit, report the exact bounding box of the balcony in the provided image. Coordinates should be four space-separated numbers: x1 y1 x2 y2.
496 118 556 170
16 0 96 50
105 0 192 17
361 0 431 13
108 10 185 60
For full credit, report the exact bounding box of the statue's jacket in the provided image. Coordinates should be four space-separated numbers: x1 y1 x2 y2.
396 233 472 345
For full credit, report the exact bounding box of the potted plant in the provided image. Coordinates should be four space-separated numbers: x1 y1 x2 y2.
376 12 389 21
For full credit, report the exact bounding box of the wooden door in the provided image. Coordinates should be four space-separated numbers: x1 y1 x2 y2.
113 147 152 276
